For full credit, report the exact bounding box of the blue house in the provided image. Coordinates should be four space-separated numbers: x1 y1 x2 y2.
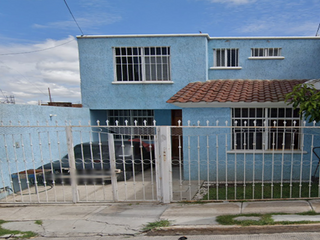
77 34 320 182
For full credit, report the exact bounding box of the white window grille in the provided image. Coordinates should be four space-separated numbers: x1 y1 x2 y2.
251 48 282 57
107 110 155 138
214 48 239 67
107 110 154 126
114 47 171 82
232 108 300 150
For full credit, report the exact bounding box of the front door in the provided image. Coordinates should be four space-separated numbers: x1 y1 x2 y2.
171 110 183 161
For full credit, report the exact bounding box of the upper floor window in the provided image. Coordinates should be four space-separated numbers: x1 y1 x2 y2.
213 48 239 68
250 48 284 59
114 47 171 82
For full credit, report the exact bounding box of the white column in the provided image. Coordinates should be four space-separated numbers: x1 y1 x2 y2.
65 125 78 203
108 133 119 202
155 126 172 203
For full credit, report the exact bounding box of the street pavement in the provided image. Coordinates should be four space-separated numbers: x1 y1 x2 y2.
1 200 320 238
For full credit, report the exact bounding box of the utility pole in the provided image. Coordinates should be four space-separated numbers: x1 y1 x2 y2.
48 87 52 103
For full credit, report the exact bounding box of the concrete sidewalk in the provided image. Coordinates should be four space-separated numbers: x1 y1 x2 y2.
1 200 320 237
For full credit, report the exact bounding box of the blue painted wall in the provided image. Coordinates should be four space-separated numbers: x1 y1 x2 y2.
0 104 91 195
208 38 320 80
77 35 208 110
182 108 320 182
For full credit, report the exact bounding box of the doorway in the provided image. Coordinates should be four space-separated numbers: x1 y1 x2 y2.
171 110 183 161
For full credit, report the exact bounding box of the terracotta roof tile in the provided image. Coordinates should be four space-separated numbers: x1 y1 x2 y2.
166 79 308 104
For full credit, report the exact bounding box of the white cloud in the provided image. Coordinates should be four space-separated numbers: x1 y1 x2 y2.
0 36 81 105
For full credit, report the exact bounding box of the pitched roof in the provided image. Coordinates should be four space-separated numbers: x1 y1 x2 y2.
167 79 308 104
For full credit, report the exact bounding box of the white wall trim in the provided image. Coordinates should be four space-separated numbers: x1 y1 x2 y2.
248 56 285 60
210 67 242 70
77 34 320 40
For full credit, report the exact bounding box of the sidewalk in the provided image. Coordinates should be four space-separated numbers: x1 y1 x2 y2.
1 200 320 237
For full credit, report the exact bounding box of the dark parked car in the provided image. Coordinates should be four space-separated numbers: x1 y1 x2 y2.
38 139 154 184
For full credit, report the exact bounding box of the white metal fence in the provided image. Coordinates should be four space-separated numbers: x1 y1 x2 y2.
1 121 320 204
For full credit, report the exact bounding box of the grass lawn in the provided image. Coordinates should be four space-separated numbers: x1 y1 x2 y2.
203 182 320 200
143 220 171 231
216 211 320 226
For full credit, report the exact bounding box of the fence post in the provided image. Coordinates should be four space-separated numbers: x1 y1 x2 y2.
155 126 172 203
108 133 119 202
65 125 78 203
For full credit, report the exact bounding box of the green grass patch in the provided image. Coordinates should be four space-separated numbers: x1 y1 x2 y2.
0 220 37 238
203 182 320 200
216 211 320 226
297 210 318 215
143 219 171 231
35 220 43 225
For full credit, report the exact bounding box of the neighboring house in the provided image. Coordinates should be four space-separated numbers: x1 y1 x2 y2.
77 34 320 181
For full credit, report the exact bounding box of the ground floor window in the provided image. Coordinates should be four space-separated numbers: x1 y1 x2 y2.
232 108 300 150
107 110 155 138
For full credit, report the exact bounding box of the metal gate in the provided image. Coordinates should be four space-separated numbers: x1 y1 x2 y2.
0 123 170 204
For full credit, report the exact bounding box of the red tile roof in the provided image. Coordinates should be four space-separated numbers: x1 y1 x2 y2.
167 79 308 104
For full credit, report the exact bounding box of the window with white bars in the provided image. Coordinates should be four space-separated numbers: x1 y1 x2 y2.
107 110 154 126
214 48 239 67
232 108 300 150
107 110 155 138
251 48 282 57
114 47 171 82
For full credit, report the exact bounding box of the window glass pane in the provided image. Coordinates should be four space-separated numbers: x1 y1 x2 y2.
162 47 167 55
259 48 264 56
115 48 120 55
270 108 278 118
249 108 256 117
132 47 139 55
116 65 122 81
285 108 292 118
278 108 285 118
234 108 241 118
257 108 263 117
242 108 248 118
293 108 300 117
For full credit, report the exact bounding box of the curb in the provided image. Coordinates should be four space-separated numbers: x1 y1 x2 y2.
146 223 320 236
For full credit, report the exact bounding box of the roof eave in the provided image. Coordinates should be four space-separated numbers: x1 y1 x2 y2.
169 101 292 108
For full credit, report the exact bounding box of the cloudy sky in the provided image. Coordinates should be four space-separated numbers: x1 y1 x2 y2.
0 0 319 104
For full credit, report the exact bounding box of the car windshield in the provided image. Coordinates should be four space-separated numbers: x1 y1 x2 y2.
63 144 109 160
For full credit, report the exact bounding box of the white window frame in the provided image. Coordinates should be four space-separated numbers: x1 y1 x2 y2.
211 48 242 70
113 47 171 83
231 108 301 151
249 48 284 60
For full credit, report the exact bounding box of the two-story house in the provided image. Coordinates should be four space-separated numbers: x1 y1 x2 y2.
77 34 320 182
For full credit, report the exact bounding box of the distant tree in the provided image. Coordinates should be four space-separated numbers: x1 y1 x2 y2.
285 83 320 123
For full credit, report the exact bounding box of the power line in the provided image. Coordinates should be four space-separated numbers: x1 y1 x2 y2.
63 0 84 35
0 38 75 56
